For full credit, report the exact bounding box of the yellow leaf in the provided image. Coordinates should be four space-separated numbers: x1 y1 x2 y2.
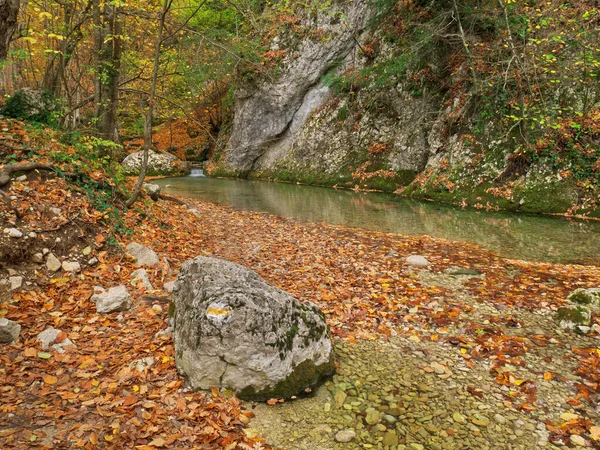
590 426 600 441
89 432 98 444
543 372 553 380
514 379 526 386
460 348 467 354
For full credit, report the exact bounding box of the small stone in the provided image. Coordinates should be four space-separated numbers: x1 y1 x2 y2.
61 261 81 272
143 183 161 197
365 408 380 425
46 253 61 272
570 435 586 447
494 414 507 424
406 255 430 266
410 444 425 450
88 257 99 266
383 414 397 424
188 208 201 218
131 268 154 291
383 431 399 447
334 390 347 408
36 327 75 353
92 285 132 313
152 304 163 313
335 429 356 443
9 276 23 290
28 232 37 238
453 412 467 424
31 253 44 263
16 175 27 182
163 280 177 293
0 318 21 343
471 416 489 427
126 242 159 267
4 228 23 238
82 246 92 256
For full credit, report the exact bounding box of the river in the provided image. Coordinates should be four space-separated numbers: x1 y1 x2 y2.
154 175 600 265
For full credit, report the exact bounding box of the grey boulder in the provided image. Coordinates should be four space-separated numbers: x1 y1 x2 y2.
126 242 160 267
92 285 132 313
173 256 334 400
0 318 21 343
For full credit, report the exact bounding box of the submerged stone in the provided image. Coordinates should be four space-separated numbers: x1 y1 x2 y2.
172 256 334 400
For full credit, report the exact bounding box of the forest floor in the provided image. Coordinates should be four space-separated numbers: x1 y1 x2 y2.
1 121 600 449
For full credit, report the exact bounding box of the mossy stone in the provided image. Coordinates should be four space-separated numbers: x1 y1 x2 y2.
555 305 591 329
567 288 600 306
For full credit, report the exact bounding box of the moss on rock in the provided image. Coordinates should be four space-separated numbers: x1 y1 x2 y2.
237 356 336 401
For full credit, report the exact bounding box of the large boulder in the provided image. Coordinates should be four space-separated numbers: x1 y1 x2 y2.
172 257 334 400
0 88 55 123
92 285 132 313
122 150 185 176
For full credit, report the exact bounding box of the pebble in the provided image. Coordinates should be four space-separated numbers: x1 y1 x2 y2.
9 276 23 290
46 253 61 272
4 228 23 238
62 261 81 272
335 429 356 443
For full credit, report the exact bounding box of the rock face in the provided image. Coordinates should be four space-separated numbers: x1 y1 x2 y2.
122 150 184 176
92 285 132 313
0 318 21 343
172 256 334 400
126 242 160 267
222 0 374 174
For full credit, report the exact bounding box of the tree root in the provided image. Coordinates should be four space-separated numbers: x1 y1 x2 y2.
0 162 54 188
157 193 188 206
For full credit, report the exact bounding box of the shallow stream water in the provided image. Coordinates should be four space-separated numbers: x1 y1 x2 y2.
155 176 600 265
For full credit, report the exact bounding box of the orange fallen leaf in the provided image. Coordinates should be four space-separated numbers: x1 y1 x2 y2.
266 398 278 405
43 375 58 385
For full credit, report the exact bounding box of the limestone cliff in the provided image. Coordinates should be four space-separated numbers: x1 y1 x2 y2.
214 0 599 216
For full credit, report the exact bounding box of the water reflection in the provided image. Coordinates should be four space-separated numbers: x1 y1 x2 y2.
155 176 600 265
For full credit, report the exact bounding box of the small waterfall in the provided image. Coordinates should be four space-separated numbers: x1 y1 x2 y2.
189 168 206 177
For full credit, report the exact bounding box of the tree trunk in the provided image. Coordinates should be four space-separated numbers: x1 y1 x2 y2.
94 2 123 147
0 0 19 61
126 0 172 208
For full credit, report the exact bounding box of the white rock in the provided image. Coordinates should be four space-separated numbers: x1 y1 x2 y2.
406 255 430 266
5 228 23 238
188 208 202 218
46 253 61 272
42 248 50 255
335 429 356 443
92 285 131 313
0 318 21 343
16 175 27 182
88 257 99 266
130 268 154 291
61 260 81 272
36 327 75 353
28 232 37 238
126 242 159 267
9 276 23 290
